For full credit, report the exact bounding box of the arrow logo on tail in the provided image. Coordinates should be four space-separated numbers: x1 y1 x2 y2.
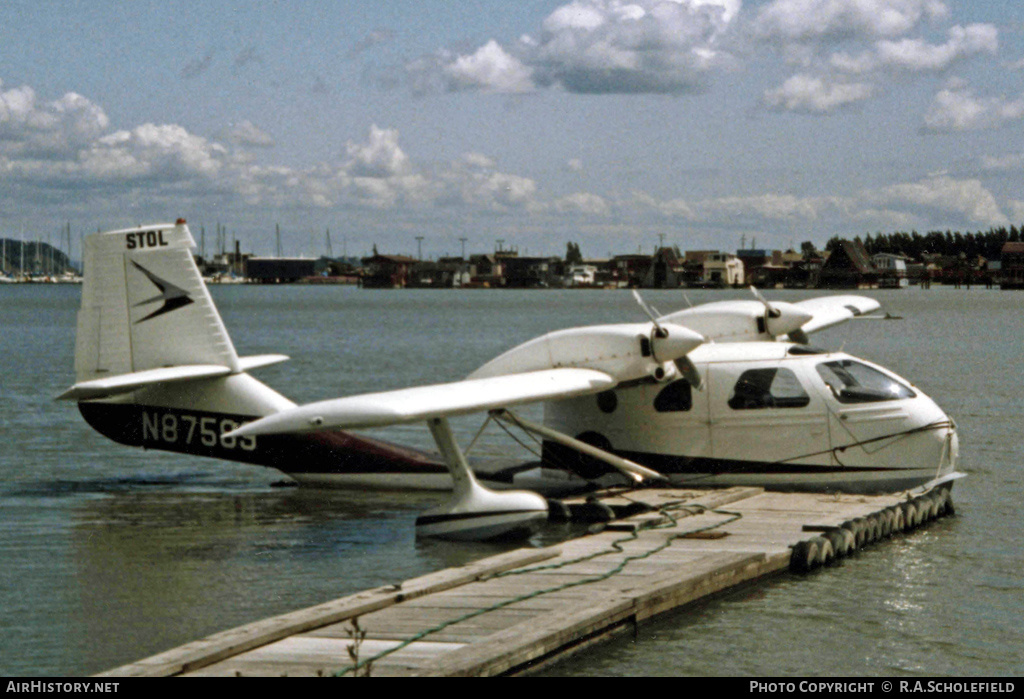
131 261 194 323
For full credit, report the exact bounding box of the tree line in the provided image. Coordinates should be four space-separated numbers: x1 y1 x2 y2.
825 225 1023 261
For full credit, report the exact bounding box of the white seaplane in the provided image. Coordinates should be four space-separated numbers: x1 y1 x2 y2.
61 221 963 540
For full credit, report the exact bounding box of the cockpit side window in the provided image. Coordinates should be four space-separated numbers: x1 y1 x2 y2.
654 379 692 412
728 368 810 410
816 360 916 403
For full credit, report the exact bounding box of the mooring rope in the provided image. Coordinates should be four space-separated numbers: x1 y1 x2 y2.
335 499 742 676
777 419 953 465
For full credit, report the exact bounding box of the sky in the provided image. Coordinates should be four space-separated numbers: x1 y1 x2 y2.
1 0 1023 260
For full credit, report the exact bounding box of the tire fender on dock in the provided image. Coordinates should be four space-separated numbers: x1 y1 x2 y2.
823 529 849 559
889 506 905 533
790 539 820 572
881 509 896 538
839 523 859 552
813 536 834 566
900 502 918 530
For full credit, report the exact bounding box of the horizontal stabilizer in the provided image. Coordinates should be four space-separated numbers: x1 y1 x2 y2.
58 364 233 401
792 295 881 336
237 354 290 372
58 354 289 401
226 367 616 437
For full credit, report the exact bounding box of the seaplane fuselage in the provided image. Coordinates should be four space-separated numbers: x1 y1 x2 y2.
542 342 957 494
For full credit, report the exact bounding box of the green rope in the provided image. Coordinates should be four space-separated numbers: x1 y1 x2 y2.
336 500 742 676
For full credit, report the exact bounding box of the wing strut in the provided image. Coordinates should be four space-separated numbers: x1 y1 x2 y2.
416 417 548 541
495 410 667 484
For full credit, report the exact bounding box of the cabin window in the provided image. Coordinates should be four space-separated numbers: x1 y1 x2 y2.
816 360 916 403
728 368 810 410
654 380 692 412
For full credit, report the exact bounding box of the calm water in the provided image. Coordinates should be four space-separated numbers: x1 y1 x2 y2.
0 284 1021 676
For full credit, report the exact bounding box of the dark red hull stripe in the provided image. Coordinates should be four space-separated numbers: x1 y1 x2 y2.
78 402 446 476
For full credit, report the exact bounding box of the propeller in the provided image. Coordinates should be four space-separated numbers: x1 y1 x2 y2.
632 289 704 389
631 289 666 337
748 286 813 342
750 285 780 319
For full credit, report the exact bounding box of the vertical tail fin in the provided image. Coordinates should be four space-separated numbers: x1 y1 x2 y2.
74 220 240 383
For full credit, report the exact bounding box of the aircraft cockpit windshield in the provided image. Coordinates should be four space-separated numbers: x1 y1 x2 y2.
816 360 916 404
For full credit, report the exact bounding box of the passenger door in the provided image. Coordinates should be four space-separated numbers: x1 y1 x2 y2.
708 360 833 468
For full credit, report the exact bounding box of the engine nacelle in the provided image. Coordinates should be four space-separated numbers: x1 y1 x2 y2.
467 322 703 384
661 300 812 342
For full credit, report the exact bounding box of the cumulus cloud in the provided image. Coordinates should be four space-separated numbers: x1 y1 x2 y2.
404 0 742 95
753 2 1000 114
241 126 542 213
830 23 998 74
701 192 831 221
343 124 411 178
225 120 274 148
461 152 498 169
444 40 535 93
389 0 1001 117
553 191 610 215
82 123 228 181
0 81 109 156
440 155 540 210
863 175 1008 227
922 85 1024 132
752 0 949 45
622 174 1009 233
763 74 873 112
0 80 546 217
529 0 739 94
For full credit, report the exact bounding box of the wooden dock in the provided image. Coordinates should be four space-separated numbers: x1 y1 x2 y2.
98 483 954 677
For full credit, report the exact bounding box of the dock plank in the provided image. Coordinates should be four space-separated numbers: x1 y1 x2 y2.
190 637 464 677
97 546 558 677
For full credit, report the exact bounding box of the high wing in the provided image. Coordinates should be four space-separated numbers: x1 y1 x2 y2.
227 368 615 436
789 295 881 336
658 291 881 344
